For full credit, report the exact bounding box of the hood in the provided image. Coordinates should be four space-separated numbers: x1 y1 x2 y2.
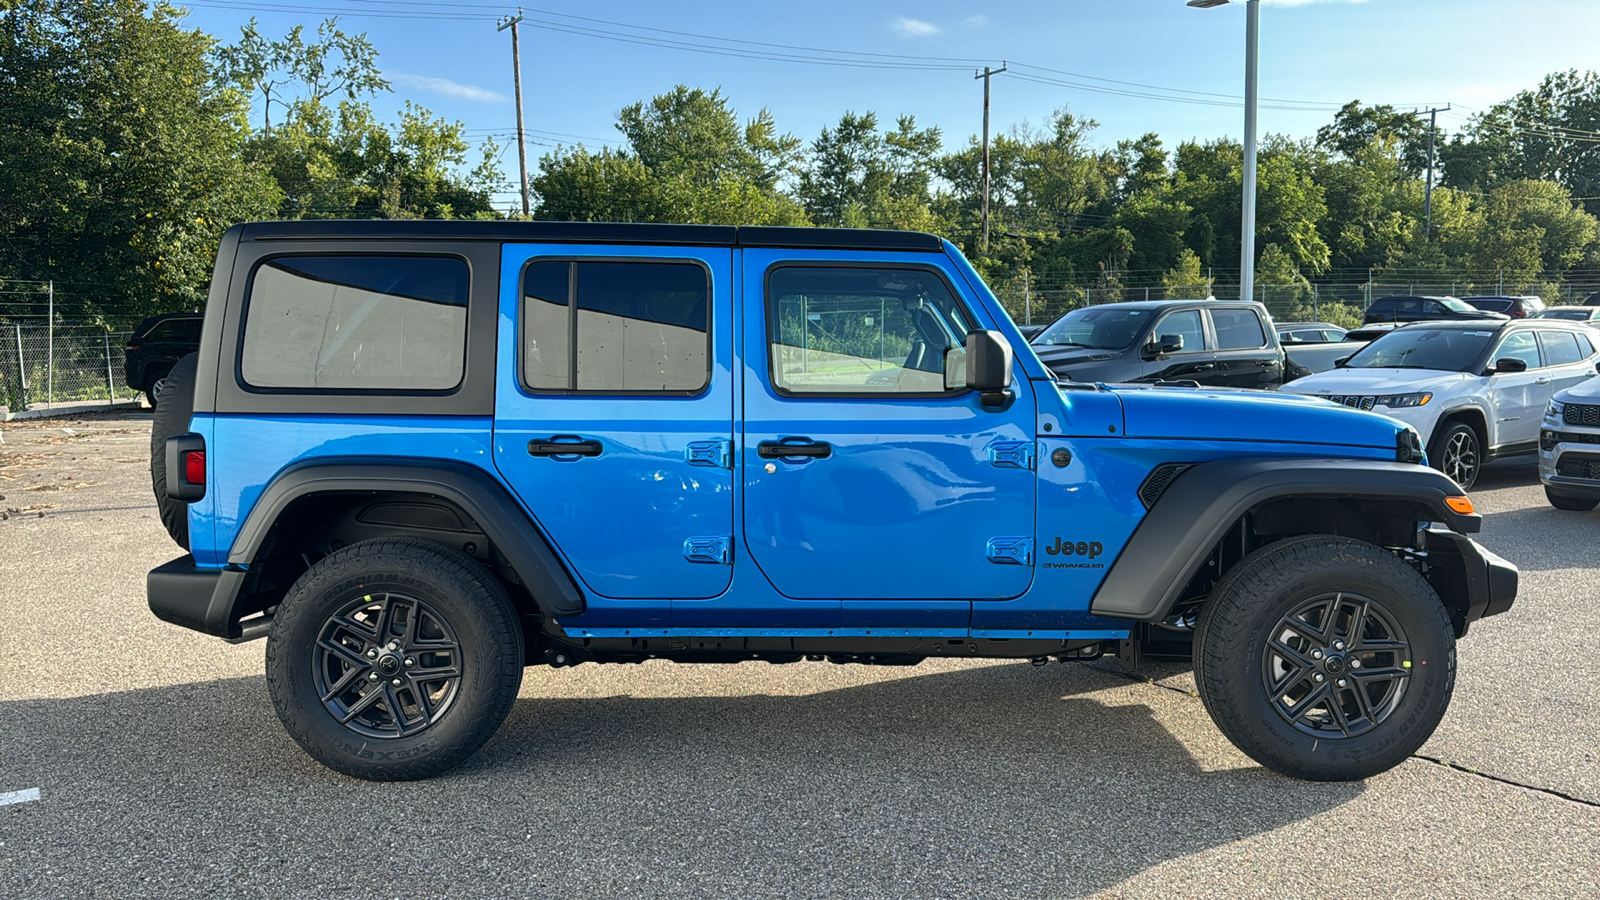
1031 344 1124 369
1555 374 1600 402
1110 383 1406 449
1280 368 1474 396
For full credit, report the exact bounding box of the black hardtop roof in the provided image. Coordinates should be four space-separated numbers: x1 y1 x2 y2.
1074 298 1257 311
234 220 945 252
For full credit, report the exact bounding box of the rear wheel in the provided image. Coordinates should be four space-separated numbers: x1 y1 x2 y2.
265 538 523 781
1195 534 1455 781
1428 421 1481 490
1544 487 1599 511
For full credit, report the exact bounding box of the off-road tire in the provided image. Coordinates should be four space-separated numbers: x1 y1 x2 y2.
266 538 524 781
148 352 198 548
1194 534 1456 781
1428 421 1481 490
1544 487 1599 511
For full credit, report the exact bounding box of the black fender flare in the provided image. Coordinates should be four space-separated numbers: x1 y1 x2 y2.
1089 457 1481 622
230 459 586 618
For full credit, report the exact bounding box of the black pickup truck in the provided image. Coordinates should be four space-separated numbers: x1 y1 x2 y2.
1029 299 1349 388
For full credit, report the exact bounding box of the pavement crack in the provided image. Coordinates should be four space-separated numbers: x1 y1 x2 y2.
1410 754 1600 809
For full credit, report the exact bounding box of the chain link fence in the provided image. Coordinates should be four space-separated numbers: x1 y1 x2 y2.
0 322 139 413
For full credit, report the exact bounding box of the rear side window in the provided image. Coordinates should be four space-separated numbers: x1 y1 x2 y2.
520 260 710 393
1211 308 1266 349
241 256 468 391
1539 330 1585 366
144 318 202 342
1577 333 1596 356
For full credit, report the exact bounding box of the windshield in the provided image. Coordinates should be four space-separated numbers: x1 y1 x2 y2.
1438 297 1477 313
1540 310 1589 321
1342 327 1495 372
1033 306 1149 350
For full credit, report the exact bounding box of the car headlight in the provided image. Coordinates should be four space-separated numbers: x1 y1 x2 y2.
1374 392 1433 408
1548 400 1566 419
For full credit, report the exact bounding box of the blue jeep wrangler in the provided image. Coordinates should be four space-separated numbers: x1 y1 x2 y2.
146 221 1516 782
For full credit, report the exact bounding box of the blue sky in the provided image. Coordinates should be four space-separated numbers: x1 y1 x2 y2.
175 0 1600 210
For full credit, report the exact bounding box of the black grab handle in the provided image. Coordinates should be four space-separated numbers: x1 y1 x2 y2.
528 437 603 457
758 440 832 459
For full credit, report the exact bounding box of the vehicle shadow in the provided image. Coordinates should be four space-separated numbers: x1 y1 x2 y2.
3 662 1361 899
1478 501 1600 572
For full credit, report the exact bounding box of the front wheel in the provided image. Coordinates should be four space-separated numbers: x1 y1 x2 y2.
1428 421 1481 490
1193 535 1456 781
265 538 524 780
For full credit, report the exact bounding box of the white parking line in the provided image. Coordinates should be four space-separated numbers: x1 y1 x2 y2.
0 788 40 807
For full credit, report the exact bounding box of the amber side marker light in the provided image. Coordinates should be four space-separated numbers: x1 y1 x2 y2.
1445 495 1475 515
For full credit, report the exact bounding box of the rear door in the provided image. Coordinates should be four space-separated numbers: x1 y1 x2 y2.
492 244 735 625
1208 306 1281 388
1537 328 1596 399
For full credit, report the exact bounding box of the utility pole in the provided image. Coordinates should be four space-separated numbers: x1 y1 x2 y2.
1420 104 1450 240
498 10 531 217
975 63 1007 255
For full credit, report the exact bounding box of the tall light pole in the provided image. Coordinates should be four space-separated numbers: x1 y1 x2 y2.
1188 0 1259 304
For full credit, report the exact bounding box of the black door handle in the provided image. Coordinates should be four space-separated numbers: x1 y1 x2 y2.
1191 363 1215 372
528 437 603 457
758 440 832 459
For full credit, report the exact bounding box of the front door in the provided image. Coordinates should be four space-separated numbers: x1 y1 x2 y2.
739 251 1038 603
1485 330 1543 449
1139 307 1218 384
492 244 735 626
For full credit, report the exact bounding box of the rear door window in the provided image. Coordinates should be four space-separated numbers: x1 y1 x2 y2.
241 255 468 391
1211 308 1267 350
1539 330 1585 366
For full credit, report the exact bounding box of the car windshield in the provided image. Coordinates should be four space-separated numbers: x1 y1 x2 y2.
1032 306 1149 350
1540 310 1590 321
1438 297 1477 313
1342 327 1495 372
1467 299 1512 312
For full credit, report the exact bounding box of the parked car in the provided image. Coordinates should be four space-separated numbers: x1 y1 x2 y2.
1016 322 1047 341
1533 306 1600 324
1581 291 1600 307
145 220 1517 784
1363 295 1509 325
1276 322 1349 343
1343 322 1408 343
1030 299 1313 388
1540 384 1600 510
124 313 202 407
1463 295 1545 318
1282 320 1600 488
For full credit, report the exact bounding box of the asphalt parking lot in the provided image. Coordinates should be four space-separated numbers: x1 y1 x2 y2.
2 411 1597 899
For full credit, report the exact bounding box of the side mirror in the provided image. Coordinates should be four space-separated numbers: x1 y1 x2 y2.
962 330 1013 393
1491 357 1528 374
1142 334 1184 359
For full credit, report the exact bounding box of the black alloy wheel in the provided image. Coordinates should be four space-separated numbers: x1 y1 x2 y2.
313 592 464 739
1261 592 1411 738
266 537 523 780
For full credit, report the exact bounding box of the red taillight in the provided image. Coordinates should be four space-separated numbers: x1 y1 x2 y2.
183 450 205 485
126 343 141 350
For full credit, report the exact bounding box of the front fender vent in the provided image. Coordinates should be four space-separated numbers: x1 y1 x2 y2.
1138 463 1193 509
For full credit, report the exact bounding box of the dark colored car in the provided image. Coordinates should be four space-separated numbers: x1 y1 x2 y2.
1582 291 1600 307
125 313 202 407
1030 299 1291 389
1363 295 1508 325
1463 295 1545 318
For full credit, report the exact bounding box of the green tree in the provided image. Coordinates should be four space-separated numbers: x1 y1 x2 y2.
1315 101 1433 175
213 16 388 136
1161 248 1208 297
0 0 280 321
1442 71 1600 215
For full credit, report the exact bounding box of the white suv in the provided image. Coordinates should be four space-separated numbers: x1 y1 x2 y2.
1540 382 1600 510
1282 320 1600 488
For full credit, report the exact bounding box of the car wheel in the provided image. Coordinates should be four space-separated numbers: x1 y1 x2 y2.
1544 487 1599 511
265 537 523 781
1194 534 1455 781
1428 421 1481 490
148 353 197 548
147 372 172 408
